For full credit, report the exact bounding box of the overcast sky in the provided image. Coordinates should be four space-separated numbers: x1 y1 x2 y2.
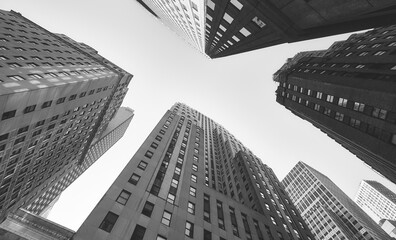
1 0 395 231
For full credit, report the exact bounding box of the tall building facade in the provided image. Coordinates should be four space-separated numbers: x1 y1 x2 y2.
137 0 396 58
74 103 314 240
282 162 392 240
274 25 396 184
355 180 396 223
25 107 134 215
0 10 132 220
0 208 74 240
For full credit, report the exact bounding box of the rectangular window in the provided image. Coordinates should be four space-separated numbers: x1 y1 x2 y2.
204 194 211 222
167 193 175 204
116 190 131 205
145 150 154 159
138 161 148 170
188 201 195 214
8 75 25 81
192 164 198 171
42 101 52 109
353 102 365 112
17 126 29 134
189 186 196 197
2 110 16 120
142 201 155 217
204 229 212 240
191 174 197 182
150 142 158 149
185 221 194 238
99 211 118 233
130 224 146 240
128 173 140 185
161 211 172 226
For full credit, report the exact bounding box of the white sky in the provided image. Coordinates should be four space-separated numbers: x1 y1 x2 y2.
1 0 395 231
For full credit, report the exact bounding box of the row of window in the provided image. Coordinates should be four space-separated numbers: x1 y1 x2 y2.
282 90 396 146
283 82 393 123
1 88 108 122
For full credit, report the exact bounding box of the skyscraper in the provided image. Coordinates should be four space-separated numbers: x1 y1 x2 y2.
25 107 134 216
355 180 396 223
282 162 392 240
0 9 132 220
274 25 396 184
0 208 74 240
136 0 396 58
74 103 314 240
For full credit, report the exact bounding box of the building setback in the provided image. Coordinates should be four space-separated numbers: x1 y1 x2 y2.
274 25 396 185
136 0 396 58
25 107 134 216
355 180 396 223
73 103 314 240
282 162 392 240
0 10 132 220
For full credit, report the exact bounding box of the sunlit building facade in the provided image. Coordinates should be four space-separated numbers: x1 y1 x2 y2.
275 25 396 185
282 162 392 240
355 180 396 223
137 0 396 58
0 9 132 220
73 103 314 240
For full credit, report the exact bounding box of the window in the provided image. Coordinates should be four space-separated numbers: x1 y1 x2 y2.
204 229 212 240
138 161 148 170
150 142 158 149
391 134 396 145
191 174 197 182
338 98 348 107
167 193 175 204
314 104 320 111
128 173 140 185
161 211 172 226
130 224 146 240
14 136 25 145
335 112 344 122
188 201 195 214
326 95 334 103
141 201 155 217
192 164 198 171
42 101 52 109
145 150 154 159
240 27 251 37
0 133 8 141
271 216 277 225
350 118 361 128
374 51 386 56
2 110 16 120
353 102 365 112
230 0 243 10
155 135 162 141
189 186 196 197
185 221 194 237
28 74 42 79
156 235 167 240
17 126 29 134
316 92 322 99
207 0 215 10
372 107 387 120
223 13 233 24
8 75 25 81
116 190 131 205
99 211 118 233
252 16 265 28
69 94 77 101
